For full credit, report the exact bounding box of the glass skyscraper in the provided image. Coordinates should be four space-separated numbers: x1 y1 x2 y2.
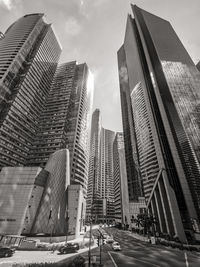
86 109 116 223
113 133 130 226
86 109 101 216
0 13 61 168
118 5 200 242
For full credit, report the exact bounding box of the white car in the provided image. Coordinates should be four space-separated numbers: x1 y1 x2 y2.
112 241 121 251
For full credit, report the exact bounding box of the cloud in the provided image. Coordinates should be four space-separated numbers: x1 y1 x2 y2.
0 0 15 10
65 16 81 36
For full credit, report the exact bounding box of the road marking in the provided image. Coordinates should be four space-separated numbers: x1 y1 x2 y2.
184 252 189 267
108 251 118 267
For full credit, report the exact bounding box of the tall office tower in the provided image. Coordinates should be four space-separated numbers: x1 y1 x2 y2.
113 132 130 226
27 62 77 167
0 14 62 168
118 5 200 242
100 128 115 201
99 128 115 221
27 61 94 194
118 54 143 201
68 63 93 194
86 109 101 216
0 15 93 236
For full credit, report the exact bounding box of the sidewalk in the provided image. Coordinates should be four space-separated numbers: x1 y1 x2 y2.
125 230 149 242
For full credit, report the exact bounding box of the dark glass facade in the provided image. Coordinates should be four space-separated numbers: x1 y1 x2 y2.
113 133 130 225
118 5 200 236
117 46 143 201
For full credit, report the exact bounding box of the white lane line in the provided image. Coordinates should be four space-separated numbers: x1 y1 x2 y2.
184 252 189 267
108 251 118 267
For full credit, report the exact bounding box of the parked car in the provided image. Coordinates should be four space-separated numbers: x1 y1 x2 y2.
0 246 15 257
58 243 79 254
112 242 121 251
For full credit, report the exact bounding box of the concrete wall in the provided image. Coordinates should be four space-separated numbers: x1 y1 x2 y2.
0 167 45 235
68 184 85 238
32 149 70 235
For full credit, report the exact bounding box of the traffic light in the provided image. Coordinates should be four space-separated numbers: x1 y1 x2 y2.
102 238 105 245
97 237 100 247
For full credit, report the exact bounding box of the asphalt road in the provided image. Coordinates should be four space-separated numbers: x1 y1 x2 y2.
103 228 200 267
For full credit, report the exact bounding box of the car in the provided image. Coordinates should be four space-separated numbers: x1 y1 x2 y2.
0 246 15 257
103 233 109 239
112 242 121 251
58 243 79 254
106 237 114 244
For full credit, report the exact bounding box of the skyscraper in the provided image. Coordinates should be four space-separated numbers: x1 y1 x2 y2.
99 128 115 202
86 109 101 216
118 5 200 242
27 61 93 194
113 132 130 227
0 15 93 236
118 48 143 202
96 127 115 222
86 109 116 223
0 13 61 168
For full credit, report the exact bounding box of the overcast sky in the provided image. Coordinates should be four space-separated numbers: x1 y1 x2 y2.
0 0 200 132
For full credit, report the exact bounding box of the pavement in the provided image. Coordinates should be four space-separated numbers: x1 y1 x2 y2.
125 231 149 242
0 225 102 267
0 243 99 267
0 230 99 267
0 243 98 266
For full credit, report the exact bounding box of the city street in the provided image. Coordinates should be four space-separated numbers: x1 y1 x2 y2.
103 228 200 267
0 228 200 267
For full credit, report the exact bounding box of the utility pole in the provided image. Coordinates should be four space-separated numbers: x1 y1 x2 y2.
88 166 96 267
100 236 102 267
98 229 105 267
88 215 93 267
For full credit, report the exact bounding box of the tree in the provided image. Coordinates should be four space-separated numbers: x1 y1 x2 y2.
135 213 158 236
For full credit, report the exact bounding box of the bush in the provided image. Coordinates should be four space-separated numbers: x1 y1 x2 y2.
68 256 85 267
159 239 170 246
13 256 86 267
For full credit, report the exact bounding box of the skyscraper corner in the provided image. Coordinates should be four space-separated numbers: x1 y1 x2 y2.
118 5 200 242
